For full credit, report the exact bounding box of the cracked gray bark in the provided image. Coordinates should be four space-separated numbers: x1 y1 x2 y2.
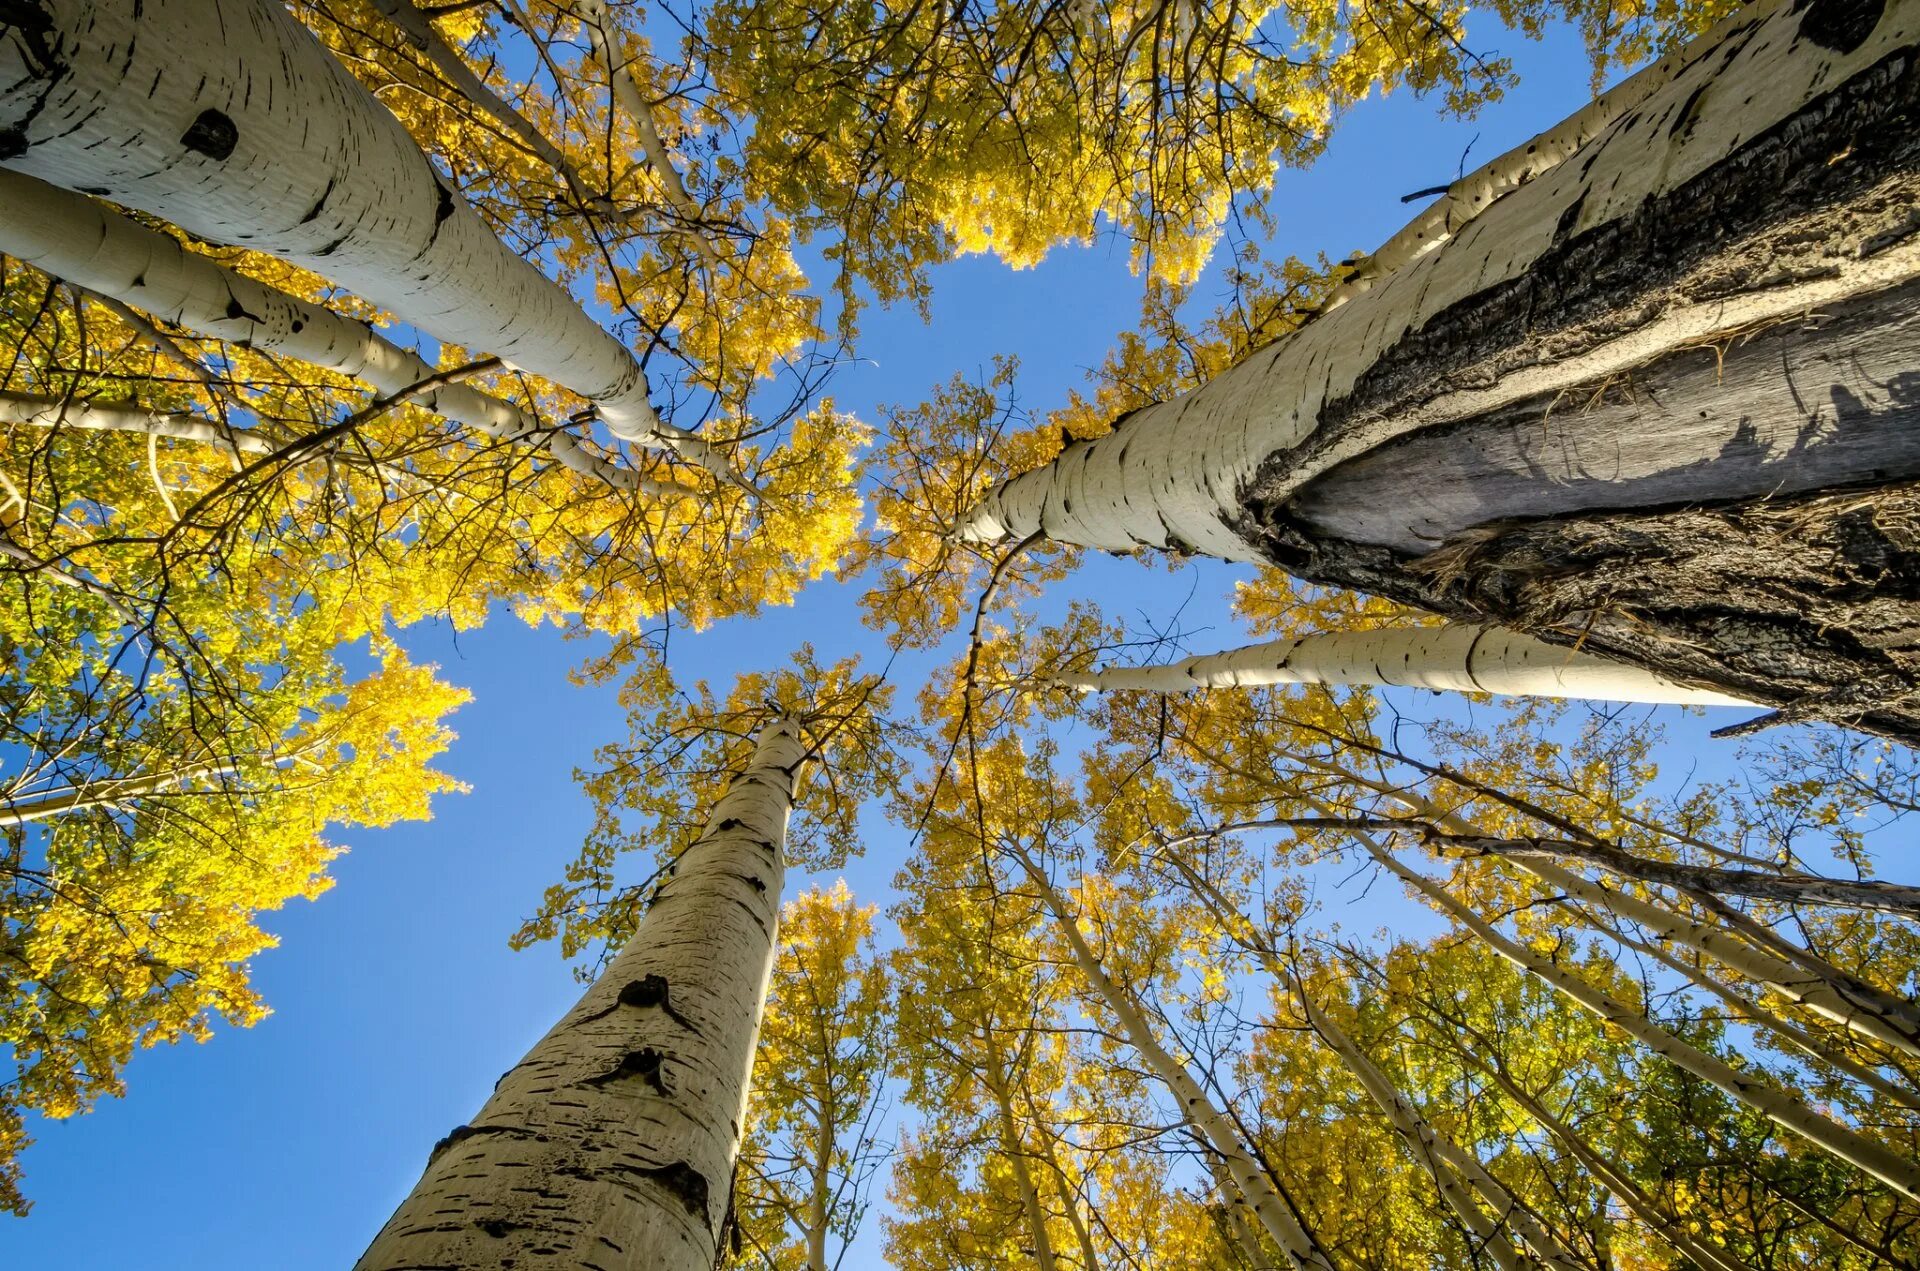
961 0 1920 741
356 720 806 1271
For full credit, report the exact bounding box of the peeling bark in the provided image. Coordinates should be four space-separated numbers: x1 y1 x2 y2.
961 0 1920 733
357 720 806 1271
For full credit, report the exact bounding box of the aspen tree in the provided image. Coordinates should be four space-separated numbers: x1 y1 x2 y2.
0 0 734 478
998 835 1338 1270
1062 623 1752 705
0 170 662 491
962 0 1920 731
359 719 808 1270
1344 819 1920 1202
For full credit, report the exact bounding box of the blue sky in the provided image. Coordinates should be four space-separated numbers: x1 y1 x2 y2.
0 19 1739 1267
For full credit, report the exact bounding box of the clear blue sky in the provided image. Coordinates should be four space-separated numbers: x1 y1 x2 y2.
1 20 1742 1267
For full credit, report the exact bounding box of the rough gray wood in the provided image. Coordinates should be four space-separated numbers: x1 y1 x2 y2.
1289 279 1920 553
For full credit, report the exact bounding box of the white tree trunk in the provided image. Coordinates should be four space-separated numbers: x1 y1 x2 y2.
1293 752 1920 1060
1004 844 1337 1271
1061 623 1751 706
0 391 272 456
1348 821 1920 1202
573 0 724 270
1580 902 1920 1114
957 0 1920 558
1293 981 1544 1271
357 719 807 1270
0 0 735 481
0 168 669 493
1458 1051 1753 1271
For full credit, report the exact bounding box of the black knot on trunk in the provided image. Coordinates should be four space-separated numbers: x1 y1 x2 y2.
637 1160 710 1222
179 109 239 161
1795 0 1884 53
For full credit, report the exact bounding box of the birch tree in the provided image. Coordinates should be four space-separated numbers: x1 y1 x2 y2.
961 0 1920 737
359 717 809 1269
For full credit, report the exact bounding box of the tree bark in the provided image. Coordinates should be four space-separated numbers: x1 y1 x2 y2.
979 1037 1066 1271
1003 843 1338 1271
1423 826 1920 918
0 168 667 492
1289 751 1920 1060
1436 1031 1755 1271
1350 823 1920 1202
356 719 806 1271
961 0 1920 737
1061 623 1750 706
0 0 736 481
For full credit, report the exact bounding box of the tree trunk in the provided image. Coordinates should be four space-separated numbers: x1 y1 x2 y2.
1154 843 1577 1270
1003 843 1338 1270
0 0 734 480
979 1038 1065 1271
0 168 664 492
1350 824 1920 1202
961 0 1920 738
1290 751 1920 1059
1574 899 1920 1113
1426 826 1920 917
1060 623 1750 706
1292 980 1556 1271
356 719 806 1270
1444 1038 1755 1271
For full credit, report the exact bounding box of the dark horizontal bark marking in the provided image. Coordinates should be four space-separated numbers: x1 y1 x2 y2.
1288 276 1920 552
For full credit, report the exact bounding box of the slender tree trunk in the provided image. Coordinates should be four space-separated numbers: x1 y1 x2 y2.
1292 981 1541 1271
805 1092 833 1271
0 169 665 492
979 1037 1065 1271
1415 826 1920 918
0 391 273 456
357 719 806 1270
1003 843 1338 1270
573 0 725 270
1446 1040 1757 1271
1289 751 1920 1059
1155 845 1577 1270
1205 1152 1281 1270
0 760 242 826
1061 623 1749 706
1574 903 1920 1113
1017 1084 1104 1271
1347 822 1920 1202
962 0 1920 736
0 0 735 480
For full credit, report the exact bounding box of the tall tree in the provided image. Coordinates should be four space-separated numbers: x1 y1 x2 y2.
961 0 1920 737
358 716 810 1269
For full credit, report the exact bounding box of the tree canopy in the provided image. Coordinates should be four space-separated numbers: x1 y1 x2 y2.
3 0 1919 1266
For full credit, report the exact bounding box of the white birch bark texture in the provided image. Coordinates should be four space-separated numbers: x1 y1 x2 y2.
1060 623 1753 706
0 0 735 481
957 0 1920 557
1353 826 1920 1202
0 391 273 456
0 169 665 492
356 719 807 1271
